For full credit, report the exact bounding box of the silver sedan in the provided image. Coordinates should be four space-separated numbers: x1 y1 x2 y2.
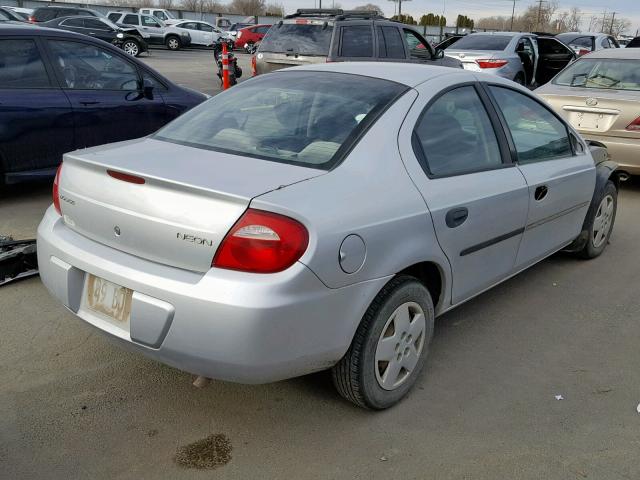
38 63 618 409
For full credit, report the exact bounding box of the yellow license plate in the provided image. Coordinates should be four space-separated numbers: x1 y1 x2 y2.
86 275 133 323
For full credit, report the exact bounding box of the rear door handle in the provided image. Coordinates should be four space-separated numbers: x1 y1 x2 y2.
79 100 100 106
445 207 469 228
534 185 549 201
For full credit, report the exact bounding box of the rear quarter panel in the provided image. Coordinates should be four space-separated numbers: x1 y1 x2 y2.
252 89 452 302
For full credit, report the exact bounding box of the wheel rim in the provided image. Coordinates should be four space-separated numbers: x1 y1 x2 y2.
124 42 138 56
592 194 614 248
168 39 178 49
375 302 426 391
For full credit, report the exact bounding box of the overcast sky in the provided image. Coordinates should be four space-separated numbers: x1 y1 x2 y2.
283 0 640 36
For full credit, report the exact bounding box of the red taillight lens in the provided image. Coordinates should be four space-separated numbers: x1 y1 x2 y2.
476 59 508 69
53 163 62 215
107 169 145 184
213 209 309 273
251 55 257 76
578 49 590 56
28 15 35 22
626 117 640 132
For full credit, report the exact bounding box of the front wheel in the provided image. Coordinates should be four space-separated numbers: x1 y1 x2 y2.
166 36 181 51
578 180 617 259
332 275 435 409
122 39 140 57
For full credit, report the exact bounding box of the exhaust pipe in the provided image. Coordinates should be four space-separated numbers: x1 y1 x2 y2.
618 172 630 182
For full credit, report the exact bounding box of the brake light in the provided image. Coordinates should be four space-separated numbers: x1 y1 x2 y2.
578 49 590 56
28 15 35 22
213 209 308 273
626 116 640 131
107 169 145 184
295 19 309 24
476 59 508 69
53 163 62 215
251 55 257 76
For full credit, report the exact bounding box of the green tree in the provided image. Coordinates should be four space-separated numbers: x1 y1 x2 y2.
391 13 417 25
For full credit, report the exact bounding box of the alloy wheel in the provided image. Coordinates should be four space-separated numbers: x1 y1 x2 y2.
123 42 139 56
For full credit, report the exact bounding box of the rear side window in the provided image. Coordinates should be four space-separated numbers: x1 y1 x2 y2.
259 23 332 55
377 26 405 59
489 86 572 163
107 13 120 22
122 14 139 25
142 15 161 27
413 86 502 177
61 17 84 27
155 71 407 169
84 18 109 30
451 34 512 50
34 8 56 21
340 25 373 57
0 39 50 88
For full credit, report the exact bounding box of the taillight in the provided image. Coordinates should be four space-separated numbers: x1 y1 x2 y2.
107 169 145 184
578 49 590 56
476 59 508 69
626 116 640 132
53 163 62 215
213 209 309 273
28 15 35 22
251 55 257 76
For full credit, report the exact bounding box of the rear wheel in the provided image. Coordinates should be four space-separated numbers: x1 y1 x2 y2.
332 275 434 409
166 35 181 51
578 180 617 259
122 39 140 57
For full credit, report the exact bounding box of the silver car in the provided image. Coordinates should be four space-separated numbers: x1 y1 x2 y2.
446 32 575 86
556 32 620 56
38 63 618 409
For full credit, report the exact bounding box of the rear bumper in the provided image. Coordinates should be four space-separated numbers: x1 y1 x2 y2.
37 207 387 383
582 133 640 175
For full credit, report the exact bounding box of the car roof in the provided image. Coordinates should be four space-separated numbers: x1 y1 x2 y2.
467 31 530 37
280 62 473 87
557 32 606 37
0 23 105 38
582 48 640 59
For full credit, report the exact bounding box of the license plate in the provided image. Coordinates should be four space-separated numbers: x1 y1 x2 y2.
572 112 605 130
86 275 132 323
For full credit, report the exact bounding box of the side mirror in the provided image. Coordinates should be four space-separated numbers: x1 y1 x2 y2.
434 48 445 60
140 78 154 99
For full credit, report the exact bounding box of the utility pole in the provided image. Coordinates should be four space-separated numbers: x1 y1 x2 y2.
535 0 544 32
601 10 607 33
609 11 616 35
510 0 516 31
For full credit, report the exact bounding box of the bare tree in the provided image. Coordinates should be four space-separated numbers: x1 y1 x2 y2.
181 0 202 12
353 3 383 15
590 13 631 35
229 0 265 15
264 2 284 17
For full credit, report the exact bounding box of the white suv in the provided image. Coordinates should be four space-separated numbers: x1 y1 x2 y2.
107 11 191 50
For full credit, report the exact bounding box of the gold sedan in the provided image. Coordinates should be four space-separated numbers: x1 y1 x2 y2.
536 48 640 176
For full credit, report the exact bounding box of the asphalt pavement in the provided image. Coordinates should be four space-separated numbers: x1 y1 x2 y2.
2 48 640 480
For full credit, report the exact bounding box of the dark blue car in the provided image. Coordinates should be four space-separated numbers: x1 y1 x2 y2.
0 24 206 184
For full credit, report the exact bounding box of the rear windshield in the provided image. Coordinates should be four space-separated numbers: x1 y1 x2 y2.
556 34 593 50
553 58 640 91
259 23 333 56
155 71 407 169
448 34 512 51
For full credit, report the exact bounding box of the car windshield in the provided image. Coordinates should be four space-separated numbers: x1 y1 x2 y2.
553 58 640 91
447 34 512 50
101 17 120 29
155 71 407 169
259 23 333 55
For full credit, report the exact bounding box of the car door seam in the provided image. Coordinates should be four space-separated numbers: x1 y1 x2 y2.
524 201 591 230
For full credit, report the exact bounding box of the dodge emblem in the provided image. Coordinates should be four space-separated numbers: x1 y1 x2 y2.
586 97 598 106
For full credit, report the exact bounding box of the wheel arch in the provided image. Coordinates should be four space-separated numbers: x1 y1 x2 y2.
397 260 447 313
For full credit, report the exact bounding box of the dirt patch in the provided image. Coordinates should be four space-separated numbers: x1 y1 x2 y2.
174 434 232 469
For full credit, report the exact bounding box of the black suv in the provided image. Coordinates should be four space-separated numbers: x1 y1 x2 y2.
30 6 103 23
255 9 461 75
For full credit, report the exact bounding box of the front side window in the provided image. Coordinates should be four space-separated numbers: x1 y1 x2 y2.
154 11 168 21
49 40 139 91
600 37 611 48
141 15 161 27
107 13 120 22
413 86 502 177
403 29 432 59
340 25 373 57
180 22 199 30
84 18 110 31
199 23 214 32
489 86 571 164
553 58 640 91
0 39 50 88
155 71 407 169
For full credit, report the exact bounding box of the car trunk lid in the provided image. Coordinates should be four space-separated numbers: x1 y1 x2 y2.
57 138 324 272
539 86 640 138
444 50 497 71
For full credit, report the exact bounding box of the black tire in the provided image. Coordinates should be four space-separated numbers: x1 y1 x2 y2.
514 73 526 85
577 180 617 259
166 35 181 51
122 39 140 57
331 275 435 410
